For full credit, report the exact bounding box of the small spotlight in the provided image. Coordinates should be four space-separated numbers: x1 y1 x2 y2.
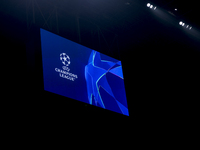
189 27 192 30
179 21 183 25
175 8 177 11
182 23 185 26
186 25 189 28
147 3 157 10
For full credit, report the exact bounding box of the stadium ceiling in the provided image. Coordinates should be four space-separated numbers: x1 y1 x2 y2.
1 0 200 32
0 0 200 52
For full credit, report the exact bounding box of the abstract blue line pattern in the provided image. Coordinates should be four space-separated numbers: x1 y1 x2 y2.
85 50 129 116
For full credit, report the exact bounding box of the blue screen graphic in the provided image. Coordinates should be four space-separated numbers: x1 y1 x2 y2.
40 28 129 116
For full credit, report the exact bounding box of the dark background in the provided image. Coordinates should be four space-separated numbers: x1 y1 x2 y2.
1 0 200 142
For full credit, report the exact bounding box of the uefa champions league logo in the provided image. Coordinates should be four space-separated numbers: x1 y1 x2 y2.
60 53 70 66
55 53 78 81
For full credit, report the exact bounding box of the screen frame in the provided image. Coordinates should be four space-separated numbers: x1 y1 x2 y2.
26 26 130 119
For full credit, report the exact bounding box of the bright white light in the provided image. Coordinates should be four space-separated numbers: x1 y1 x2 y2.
182 23 185 26
186 25 189 28
179 21 183 25
150 5 153 8
147 3 151 7
175 8 177 11
154 7 157 10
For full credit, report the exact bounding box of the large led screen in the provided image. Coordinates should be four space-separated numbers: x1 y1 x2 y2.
40 28 129 116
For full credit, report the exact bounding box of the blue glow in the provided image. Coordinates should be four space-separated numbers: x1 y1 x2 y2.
85 50 129 116
109 66 124 79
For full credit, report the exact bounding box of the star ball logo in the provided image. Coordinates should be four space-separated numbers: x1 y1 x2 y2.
60 53 70 66
55 53 78 81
